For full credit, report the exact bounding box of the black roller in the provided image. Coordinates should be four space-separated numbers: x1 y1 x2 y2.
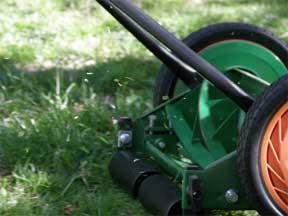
138 174 182 216
109 151 159 197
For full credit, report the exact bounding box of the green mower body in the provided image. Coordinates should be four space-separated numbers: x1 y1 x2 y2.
95 0 288 215
111 39 287 214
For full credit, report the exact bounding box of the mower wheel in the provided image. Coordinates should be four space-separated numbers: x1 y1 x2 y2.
238 74 288 216
154 22 288 106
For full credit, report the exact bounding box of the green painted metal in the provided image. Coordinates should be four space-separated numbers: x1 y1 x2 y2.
182 152 253 210
166 88 215 168
146 143 184 179
198 42 287 159
130 41 288 210
175 41 287 161
132 89 252 209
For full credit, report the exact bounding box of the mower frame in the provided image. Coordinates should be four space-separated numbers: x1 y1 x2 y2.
95 0 288 215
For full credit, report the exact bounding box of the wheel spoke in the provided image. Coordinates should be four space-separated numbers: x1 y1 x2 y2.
268 139 280 164
280 133 288 187
261 102 288 212
274 187 288 197
267 164 286 185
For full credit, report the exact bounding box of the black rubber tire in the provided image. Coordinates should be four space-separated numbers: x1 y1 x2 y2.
153 22 288 106
237 74 288 216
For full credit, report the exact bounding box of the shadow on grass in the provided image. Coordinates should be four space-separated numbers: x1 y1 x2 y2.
0 55 158 215
0 55 160 95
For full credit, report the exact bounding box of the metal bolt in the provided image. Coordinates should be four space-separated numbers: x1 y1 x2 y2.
119 133 132 145
158 141 166 149
225 189 239 203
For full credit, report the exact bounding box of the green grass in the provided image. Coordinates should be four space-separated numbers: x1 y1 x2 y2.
0 0 287 215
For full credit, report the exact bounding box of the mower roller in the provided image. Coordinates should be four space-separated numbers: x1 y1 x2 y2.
95 0 288 215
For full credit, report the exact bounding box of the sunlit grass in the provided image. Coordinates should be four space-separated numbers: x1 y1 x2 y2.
0 0 287 215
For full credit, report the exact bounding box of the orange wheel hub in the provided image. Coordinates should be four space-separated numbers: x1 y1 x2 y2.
261 102 288 213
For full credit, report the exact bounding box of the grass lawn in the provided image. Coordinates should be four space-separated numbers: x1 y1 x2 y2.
0 0 287 215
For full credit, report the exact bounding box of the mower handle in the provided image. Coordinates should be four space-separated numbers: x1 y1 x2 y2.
96 0 254 112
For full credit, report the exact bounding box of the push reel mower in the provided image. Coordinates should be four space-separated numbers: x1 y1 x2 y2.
95 0 288 215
